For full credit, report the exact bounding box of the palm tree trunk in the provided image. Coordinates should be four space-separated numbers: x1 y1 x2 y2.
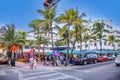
38 29 41 56
71 25 78 54
38 43 41 56
95 41 98 50
80 31 82 51
50 19 54 54
43 33 47 54
100 39 102 51
65 24 70 66
112 43 114 50
21 48 23 58
88 41 90 51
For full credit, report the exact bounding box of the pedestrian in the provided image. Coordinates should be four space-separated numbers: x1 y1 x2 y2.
60 55 64 66
33 56 37 69
44 56 47 66
29 56 34 69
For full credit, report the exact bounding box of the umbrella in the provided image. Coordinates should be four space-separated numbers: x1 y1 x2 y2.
60 49 83 54
47 51 60 55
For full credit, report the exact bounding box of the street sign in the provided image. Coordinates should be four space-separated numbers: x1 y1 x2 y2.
10 45 19 52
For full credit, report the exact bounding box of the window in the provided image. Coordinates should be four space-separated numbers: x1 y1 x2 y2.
94 43 96 47
85 44 88 48
118 45 120 47
91 44 92 46
104 42 107 46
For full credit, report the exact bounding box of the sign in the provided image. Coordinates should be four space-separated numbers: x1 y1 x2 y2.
10 45 19 52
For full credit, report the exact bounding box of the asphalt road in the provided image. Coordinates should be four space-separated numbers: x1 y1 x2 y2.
0 61 120 80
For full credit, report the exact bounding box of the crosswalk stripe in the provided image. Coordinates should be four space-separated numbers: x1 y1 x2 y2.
39 72 59 77
11 69 23 80
14 69 83 80
48 76 68 80
53 71 83 80
24 76 38 80
23 71 53 76
0 70 5 75
63 68 90 73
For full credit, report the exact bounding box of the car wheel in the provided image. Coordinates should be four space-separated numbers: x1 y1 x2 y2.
83 61 87 65
116 64 119 66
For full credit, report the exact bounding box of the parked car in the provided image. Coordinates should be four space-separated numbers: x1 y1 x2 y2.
73 54 97 65
97 56 108 62
0 57 9 64
108 55 114 60
115 55 120 66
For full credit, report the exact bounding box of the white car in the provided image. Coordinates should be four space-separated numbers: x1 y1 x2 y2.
115 55 120 66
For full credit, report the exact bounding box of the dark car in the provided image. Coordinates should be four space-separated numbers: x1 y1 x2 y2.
73 54 97 65
0 58 9 64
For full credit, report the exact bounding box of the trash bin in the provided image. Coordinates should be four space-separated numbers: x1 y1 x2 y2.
10 59 15 66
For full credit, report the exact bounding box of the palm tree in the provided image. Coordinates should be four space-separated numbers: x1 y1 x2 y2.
0 24 25 58
55 25 68 46
42 37 50 54
18 31 28 39
83 33 91 50
91 35 98 50
93 21 109 50
37 6 56 54
108 35 116 50
17 31 28 58
56 8 79 65
72 11 87 51
26 40 36 48
29 19 45 55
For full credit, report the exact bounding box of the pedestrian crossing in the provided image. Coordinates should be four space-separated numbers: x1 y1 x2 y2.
14 69 83 80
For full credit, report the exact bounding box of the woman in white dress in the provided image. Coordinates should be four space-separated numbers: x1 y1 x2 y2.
29 57 34 69
33 57 37 69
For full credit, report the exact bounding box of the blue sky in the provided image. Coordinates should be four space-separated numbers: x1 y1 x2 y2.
0 0 120 30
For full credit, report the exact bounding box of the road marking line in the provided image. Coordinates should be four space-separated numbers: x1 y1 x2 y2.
11 69 24 80
39 72 59 77
48 76 68 80
53 71 83 80
23 71 53 76
24 76 38 80
64 68 90 73
0 70 6 75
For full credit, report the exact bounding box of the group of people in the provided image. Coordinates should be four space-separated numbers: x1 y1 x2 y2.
28 53 79 69
43 54 65 66
29 53 70 69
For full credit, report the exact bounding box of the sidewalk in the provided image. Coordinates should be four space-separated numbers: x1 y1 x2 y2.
15 61 73 70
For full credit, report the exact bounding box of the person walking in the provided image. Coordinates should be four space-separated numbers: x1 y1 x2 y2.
60 55 64 66
33 56 37 69
29 56 34 69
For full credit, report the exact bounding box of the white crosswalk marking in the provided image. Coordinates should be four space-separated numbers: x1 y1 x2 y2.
13 69 83 80
23 70 52 76
0 70 5 75
48 76 68 80
11 69 23 80
39 72 59 77
25 76 38 80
